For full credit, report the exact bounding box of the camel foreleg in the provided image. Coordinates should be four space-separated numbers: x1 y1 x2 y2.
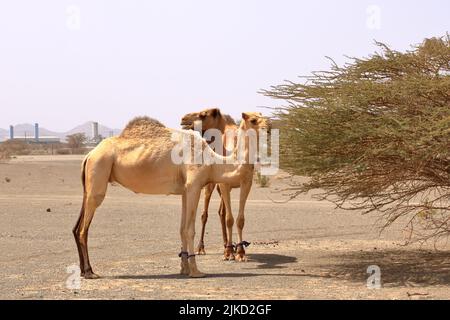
179 191 189 275
235 179 253 262
183 185 205 278
218 184 235 261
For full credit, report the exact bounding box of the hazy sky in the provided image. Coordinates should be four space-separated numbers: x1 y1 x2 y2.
0 0 448 131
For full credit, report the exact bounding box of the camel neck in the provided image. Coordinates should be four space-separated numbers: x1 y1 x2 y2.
202 122 258 166
232 126 257 165
218 117 228 134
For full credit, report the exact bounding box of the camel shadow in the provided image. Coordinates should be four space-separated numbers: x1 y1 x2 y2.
109 254 299 280
320 249 450 287
248 253 297 269
110 273 263 280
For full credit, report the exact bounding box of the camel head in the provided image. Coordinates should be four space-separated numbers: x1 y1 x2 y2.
180 108 225 133
240 112 271 133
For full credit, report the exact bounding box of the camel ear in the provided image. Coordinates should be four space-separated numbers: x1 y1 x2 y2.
242 112 250 120
211 108 221 118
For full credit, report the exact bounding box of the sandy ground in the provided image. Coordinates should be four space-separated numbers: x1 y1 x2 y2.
0 155 449 300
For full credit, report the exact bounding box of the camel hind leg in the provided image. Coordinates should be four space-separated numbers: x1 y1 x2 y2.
73 155 111 279
76 194 105 278
72 197 86 274
196 183 215 255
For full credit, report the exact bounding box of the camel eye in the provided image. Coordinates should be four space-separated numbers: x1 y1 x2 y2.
251 119 258 125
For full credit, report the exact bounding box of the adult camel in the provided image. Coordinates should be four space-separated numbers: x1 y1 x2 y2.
181 108 265 261
73 112 269 278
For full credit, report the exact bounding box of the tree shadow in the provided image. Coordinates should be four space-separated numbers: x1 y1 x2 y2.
105 251 450 287
320 249 450 287
248 253 297 269
109 273 264 280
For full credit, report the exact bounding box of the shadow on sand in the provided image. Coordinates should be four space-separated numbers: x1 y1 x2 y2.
110 273 262 280
108 250 450 287
248 253 297 269
320 249 450 287
109 253 299 280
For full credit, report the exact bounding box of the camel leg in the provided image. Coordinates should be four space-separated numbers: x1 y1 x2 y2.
179 191 190 275
216 186 228 249
219 184 235 261
75 192 105 279
196 183 215 255
73 196 86 274
183 186 204 277
218 198 228 248
74 157 110 279
235 179 253 262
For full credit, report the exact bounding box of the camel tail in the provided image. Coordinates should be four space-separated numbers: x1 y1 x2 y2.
81 154 89 194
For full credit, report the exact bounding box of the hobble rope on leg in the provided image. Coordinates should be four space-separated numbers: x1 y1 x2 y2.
236 241 251 250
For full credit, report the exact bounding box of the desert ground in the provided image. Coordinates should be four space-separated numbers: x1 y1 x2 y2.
0 155 449 300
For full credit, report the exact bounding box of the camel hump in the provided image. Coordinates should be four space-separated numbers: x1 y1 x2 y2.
120 116 167 138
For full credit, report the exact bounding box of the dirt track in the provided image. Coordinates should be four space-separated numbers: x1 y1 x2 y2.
1 156 449 299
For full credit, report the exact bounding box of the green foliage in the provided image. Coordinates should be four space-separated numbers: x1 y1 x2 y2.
255 172 270 188
262 35 450 242
66 133 87 150
65 133 88 154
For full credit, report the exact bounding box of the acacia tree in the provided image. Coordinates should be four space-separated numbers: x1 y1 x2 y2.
262 35 450 243
66 133 87 152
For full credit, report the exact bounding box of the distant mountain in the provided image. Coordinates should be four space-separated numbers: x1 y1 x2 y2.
0 122 122 142
0 128 7 138
65 121 122 139
13 123 61 138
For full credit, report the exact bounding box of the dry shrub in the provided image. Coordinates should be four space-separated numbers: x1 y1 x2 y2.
56 148 71 155
255 172 270 188
263 35 450 243
0 140 30 158
0 149 11 161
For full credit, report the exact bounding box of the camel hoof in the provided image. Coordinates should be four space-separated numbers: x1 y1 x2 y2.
223 253 235 261
180 262 190 276
83 271 101 279
196 246 206 255
189 271 206 278
236 254 248 262
180 267 190 276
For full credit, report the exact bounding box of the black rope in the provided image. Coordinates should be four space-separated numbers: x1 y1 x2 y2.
178 251 188 258
236 241 251 248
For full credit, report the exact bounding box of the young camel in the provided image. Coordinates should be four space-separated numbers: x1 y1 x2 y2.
73 113 269 278
181 108 264 261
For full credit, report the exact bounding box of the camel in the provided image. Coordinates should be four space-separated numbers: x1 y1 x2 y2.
181 108 262 261
73 112 269 279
